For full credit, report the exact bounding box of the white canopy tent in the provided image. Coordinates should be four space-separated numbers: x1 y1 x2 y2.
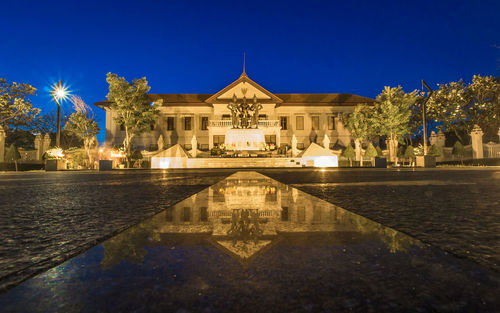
300 143 338 167
151 144 189 169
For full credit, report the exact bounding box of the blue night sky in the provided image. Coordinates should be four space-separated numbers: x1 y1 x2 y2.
1 0 499 142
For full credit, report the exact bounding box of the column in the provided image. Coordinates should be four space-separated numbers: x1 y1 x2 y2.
470 125 484 159
0 125 5 162
34 134 42 161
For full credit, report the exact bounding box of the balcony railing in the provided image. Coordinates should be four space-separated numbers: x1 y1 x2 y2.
209 120 280 128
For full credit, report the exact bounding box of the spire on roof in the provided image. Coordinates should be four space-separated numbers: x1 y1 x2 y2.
240 52 247 78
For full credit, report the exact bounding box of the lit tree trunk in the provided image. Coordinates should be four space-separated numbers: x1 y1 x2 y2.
388 133 398 165
354 138 362 167
124 126 131 168
14 160 18 172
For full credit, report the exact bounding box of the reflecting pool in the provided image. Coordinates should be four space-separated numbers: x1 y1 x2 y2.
1 171 499 312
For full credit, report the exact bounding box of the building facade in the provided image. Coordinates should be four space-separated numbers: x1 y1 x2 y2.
95 72 374 151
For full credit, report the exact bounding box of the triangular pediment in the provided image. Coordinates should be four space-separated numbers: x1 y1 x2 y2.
205 73 283 104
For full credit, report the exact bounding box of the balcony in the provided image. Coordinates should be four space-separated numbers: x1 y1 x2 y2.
209 120 280 128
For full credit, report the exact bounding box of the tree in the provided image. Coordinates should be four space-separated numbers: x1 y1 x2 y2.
404 145 415 166
427 80 470 143
5 144 21 171
371 86 419 164
0 78 40 131
343 105 374 164
428 144 441 157
106 73 162 167
364 142 378 166
131 149 143 168
64 96 100 168
342 144 355 167
468 75 500 140
34 110 81 149
452 141 465 163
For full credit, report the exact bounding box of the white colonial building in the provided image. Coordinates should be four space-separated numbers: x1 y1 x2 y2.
95 71 374 152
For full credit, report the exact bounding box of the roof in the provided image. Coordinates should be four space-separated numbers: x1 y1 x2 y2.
204 72 283 104
151 144 189 158
275 94 375 106
94 94 212 108
94 92 374 108
300 143 337 157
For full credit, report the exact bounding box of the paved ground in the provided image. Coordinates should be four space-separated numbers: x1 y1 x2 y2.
0 170 235 291
260 168 500 272
0 169 499 313
0 168 499 293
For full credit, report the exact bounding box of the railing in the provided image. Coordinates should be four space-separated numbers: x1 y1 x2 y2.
209 120 280 128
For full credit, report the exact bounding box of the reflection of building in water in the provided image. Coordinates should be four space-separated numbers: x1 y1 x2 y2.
102 172 421 266
158 173 346 237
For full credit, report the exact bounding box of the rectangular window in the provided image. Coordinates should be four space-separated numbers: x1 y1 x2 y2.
184 117 192 130
166 117 175 130
265 135 276 145
200 207 208 222
281 207 289 221
258 114 267 120
201 117 209 130
280 116 288 130
297 142 304 149
222 114 231 120
184 144 192 150
328 116 335 130
213 135 225 146
200 144 209 151
183 207 191 222
296 116 304 130
165 208 173 222
312 116 320 130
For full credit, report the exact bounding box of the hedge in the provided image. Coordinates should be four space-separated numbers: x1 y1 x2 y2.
0 162 44 171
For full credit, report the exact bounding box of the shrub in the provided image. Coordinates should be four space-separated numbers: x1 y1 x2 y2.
428 144 442 157
364 143 378 158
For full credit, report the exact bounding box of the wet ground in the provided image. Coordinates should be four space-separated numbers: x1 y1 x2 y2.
0 168 499 312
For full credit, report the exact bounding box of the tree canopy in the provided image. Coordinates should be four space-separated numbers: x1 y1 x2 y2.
0 78 40 130
106 73 162 166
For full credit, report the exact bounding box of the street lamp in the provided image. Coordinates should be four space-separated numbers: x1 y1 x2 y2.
50 80 69 147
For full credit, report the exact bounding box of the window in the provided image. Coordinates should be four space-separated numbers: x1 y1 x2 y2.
296 116 304 130
184 117 192 130
311 116 320 130
200 207 208 222
201 117 209 130
259 114 267 120
184 144 192 150
183 207 191 222
200 144 209 151
328 116 335 130
280 116 288 130
165 208 173 222
222 114 231 120
297 142 304 149
166 117 175 130
265 135 276 145
213 135 225 146
281 207 289 221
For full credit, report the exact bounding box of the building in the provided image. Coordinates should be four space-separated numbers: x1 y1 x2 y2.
94 71 374 152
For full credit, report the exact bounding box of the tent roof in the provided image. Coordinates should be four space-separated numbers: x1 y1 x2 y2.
151 144 189 158
301 143 337 157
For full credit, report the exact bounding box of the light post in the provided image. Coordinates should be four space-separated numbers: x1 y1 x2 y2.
421 80 433 155
50 80 69 147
